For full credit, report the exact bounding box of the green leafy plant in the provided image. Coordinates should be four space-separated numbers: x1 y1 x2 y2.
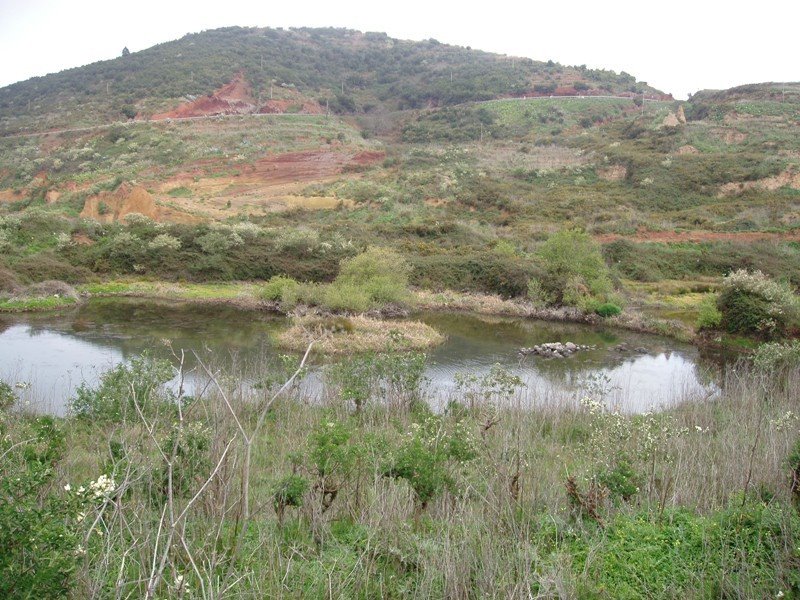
696 294 723 330
384 416 477 514
333 246 413 308
595 302 622 318
717 270 798 337
68 353 173 421
273 474 309 527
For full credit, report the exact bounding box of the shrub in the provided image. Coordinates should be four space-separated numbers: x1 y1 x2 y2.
696 294 723 330
595 302 622 318
752 340 800 372
13 252 94 284
260 275 300 302
537 230 612 307
69 353 173 421
147 233 181 251
526 278 551 306
0 266 20 295
329 247 413 309
273 474 309 526
383 416 476 513
327 353 381 413
195 230 243 254
0 380 15 410
717 269 798 337
0 416 85 599
322 282 373 312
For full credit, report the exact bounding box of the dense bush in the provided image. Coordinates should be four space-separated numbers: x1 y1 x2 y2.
332 246 413 308
411 252 536 297
537 230 612 307
595 302 622 318
0 409 84 599
717 270 798 337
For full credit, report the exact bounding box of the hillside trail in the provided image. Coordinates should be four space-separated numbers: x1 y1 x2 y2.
1 94 668 140
595 230 800 243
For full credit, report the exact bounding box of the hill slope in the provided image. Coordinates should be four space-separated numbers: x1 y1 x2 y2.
0 26 667 135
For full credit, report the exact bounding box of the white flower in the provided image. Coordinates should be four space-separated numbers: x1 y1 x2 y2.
64 484 71 492
88 474 117 499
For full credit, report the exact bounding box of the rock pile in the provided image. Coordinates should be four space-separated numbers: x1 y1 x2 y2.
518 342 594 359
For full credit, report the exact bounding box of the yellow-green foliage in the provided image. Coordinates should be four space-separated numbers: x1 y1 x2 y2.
312 247 414 311
537 230 612 307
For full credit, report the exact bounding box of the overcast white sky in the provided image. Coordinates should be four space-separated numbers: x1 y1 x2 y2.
0 0 797 99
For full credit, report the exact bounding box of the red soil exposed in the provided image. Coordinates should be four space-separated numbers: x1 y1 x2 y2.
596 230 800 244
151 73 325 120
152 72 256 120
234 149 385 186
81 183 199 224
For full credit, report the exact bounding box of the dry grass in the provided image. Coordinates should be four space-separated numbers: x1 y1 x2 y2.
276 313 445 354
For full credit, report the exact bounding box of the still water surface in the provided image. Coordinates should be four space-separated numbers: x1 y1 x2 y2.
0 298 718 414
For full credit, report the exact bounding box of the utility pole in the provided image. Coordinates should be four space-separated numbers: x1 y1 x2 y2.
106 81 110 95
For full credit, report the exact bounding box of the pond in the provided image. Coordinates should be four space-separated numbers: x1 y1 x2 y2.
0 298 720 415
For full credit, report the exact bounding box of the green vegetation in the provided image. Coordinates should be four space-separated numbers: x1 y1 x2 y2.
536 230 613 308
2 349 799 598
0 27 661 135
716 270 799 337
2 28 800 599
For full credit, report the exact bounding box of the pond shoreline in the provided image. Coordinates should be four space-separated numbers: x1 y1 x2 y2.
3 280 698 345
78 281 698 344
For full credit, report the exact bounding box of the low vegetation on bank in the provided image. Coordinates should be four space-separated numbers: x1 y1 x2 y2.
2 345 800 597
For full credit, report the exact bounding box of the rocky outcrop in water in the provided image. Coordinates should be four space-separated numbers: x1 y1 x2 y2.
518 342 594 359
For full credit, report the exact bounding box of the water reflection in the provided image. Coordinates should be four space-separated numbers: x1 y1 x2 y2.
0 299 718 415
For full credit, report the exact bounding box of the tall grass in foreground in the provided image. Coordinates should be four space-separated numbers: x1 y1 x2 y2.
1 350 799 598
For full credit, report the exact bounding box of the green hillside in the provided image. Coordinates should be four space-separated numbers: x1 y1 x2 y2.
0 26 666 134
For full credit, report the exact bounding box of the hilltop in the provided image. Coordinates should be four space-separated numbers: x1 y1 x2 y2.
0 26 667 135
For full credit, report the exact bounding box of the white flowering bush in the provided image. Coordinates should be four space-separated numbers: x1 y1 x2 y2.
195 230 243 254
54 231 73 250
147 233 182 251
273 226 320 254
718 269 798 337
122 212 154 227
231 221 262 239
753 340 800 373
